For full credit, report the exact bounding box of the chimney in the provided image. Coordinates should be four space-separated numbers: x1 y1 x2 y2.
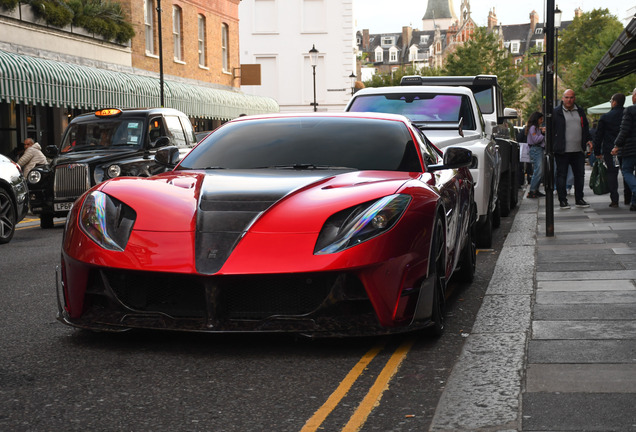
363 29 370 50
574 7 583 18
402 26 413 50
487 8 498 30
529 10 539 31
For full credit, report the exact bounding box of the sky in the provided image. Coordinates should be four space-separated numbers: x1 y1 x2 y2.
353 0 635 32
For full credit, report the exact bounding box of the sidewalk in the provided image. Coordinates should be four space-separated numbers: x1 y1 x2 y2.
429 165 636 432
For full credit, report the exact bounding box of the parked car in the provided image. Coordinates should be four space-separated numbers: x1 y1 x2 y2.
57 113 476 337
27 107 197 228
0 154 29 244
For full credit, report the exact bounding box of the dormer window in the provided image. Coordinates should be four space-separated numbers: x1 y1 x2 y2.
420 35 429 44
374 46 383 62
510 40 520 54
535 27 544 35
381 36 394 46
389 46 398 63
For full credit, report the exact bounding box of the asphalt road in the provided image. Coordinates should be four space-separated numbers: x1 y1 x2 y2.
0 209 515 432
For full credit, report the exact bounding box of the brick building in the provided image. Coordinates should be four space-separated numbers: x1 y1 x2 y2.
0 0 277 157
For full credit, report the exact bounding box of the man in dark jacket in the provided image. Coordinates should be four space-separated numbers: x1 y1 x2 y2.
552 89 593 209
612 88 636 211
594 93 625 207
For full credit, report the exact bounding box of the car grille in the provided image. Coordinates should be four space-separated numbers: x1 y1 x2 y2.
54 163 91 199
92 270 341 320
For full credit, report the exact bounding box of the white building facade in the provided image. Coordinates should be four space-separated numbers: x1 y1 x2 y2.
239 0 356 112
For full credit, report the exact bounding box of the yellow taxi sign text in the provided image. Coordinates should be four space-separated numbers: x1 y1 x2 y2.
95 108 122 117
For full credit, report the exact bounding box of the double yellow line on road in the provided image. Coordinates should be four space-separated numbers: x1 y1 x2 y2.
301 337 416 432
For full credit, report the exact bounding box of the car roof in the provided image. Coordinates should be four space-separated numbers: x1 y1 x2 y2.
351 85 473 97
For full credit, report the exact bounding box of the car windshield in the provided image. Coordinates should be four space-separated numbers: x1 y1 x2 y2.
178 117 422 172
60 118 144 153
348 93 476 130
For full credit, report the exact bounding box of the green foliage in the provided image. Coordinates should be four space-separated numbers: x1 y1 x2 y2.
558 9 630 110
443 27 524 110
0 0 19 11
15 0 134 43
30 0 73 27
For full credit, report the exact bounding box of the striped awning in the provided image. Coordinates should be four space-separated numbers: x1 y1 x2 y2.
0 50 278 120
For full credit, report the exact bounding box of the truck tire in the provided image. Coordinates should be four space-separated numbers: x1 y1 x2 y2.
498 169 512 217
475 210 492 249
40 214 54 229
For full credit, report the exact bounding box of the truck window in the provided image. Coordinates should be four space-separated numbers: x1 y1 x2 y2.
60 119 144 153
165 115 188 148
473 88 494 115
348 93 476 130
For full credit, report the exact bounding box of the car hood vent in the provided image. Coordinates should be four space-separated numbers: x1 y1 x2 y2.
195 170 334 275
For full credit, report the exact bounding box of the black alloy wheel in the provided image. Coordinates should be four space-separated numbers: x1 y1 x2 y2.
427 217 447 337
0 189 17 244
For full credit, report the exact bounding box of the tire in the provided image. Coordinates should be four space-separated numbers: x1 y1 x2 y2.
492 199 501 229
454 224 476 283
475 209 492 249
427 218 447 337
0 188 17 244
40 214 54 229
498 170 512 217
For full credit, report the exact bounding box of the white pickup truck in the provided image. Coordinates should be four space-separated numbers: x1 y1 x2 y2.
345 83 501 248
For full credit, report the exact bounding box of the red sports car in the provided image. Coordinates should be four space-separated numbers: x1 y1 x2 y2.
57 113 476 337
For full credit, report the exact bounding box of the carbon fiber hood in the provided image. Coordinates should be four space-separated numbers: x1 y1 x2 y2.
195 169 343 275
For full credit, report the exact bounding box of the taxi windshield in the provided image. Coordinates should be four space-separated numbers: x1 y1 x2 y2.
60 119 144 153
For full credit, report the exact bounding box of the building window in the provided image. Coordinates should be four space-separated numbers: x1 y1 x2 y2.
198 15 206 67
510 41 520 54
420 35 429 44
173 6 183 62
375 47 383 63
254 0 277 33
381 36 393 46
144 0 154 54
535 40 544 51
535 27 544 34
389 47 398 63
302 0 325 33
222 23 229 72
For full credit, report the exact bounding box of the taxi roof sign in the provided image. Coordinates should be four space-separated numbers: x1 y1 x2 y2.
95 108 123 117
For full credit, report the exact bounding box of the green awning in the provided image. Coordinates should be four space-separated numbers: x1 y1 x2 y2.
0 50 278 120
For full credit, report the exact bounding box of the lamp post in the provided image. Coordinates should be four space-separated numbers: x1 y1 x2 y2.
156 0 164 107
543 0 557 237
349 72 356 95
554 6 562 104
309 45 319 112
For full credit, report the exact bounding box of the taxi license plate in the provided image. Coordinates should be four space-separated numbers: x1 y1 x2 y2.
54 202 74 212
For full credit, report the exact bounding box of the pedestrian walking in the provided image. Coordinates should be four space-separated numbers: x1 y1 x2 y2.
612 88 636 211
525 111 545 198
17 138 47 176
552 89 593 209
593 93 625 207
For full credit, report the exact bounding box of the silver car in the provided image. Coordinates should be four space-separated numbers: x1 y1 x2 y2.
0 154 29 244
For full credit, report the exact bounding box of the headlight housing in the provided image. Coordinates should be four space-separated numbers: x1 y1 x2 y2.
314 194 411 255
79 191 136 251
27 170 42 184
107 164 122 178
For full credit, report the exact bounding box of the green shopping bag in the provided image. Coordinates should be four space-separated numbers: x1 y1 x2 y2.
589 159 609 195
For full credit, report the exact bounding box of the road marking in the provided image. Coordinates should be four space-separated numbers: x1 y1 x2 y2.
341 338 415 432
301 337 416 432
300 342 385 432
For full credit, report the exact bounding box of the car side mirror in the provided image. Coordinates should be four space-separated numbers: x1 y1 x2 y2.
428 147 473 172
155 146 180 167
44 145 58 158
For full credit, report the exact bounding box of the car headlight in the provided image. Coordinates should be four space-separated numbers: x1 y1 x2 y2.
27 170 41 184
79 191 136 251
107 164 122 178
314 194 411 255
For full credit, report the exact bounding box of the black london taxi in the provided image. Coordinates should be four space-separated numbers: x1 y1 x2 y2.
26 107 197 228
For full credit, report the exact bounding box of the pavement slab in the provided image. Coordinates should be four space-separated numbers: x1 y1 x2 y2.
525 363 636 393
